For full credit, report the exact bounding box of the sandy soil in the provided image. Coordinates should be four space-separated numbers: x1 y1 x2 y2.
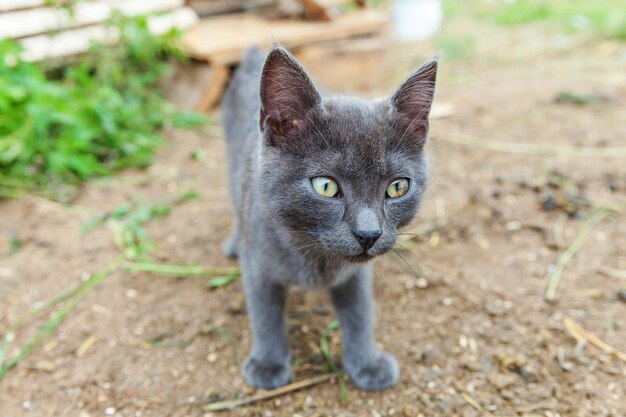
1 22 626 417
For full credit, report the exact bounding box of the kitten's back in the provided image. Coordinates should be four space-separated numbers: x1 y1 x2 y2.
223 46 265 150
222 46 266 207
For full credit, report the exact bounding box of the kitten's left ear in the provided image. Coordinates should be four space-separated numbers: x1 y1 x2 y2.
260 47 322 144
390 59 438 138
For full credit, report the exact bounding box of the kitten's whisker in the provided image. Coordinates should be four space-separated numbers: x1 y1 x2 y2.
394 241 428 269
391 247 421 279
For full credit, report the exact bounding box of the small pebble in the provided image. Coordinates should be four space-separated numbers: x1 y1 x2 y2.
207 353 218 363
618 289 626 303
22 400 31 409
105 407 116 416
506 221 522 231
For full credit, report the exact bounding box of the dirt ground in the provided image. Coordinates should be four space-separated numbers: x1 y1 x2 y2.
2 19 626 417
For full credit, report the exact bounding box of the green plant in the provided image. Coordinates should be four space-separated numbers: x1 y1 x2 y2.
83 190 199 260
494 0 626 39
0 15 204 196
442 0 626 40
320 320 348 403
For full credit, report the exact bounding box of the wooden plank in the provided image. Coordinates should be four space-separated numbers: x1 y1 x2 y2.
181 9 389 64
0 0 44 13
302 0 332 21
18 7 198 61
0 0 184 39
159 61 215 110
195 64 230 111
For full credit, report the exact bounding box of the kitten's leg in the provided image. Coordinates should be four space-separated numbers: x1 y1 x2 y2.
330 267 399 391
242 276 291 389
222 220 240 259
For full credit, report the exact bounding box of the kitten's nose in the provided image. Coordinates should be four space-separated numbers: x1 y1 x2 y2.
354 207 381 251
354 230 381 251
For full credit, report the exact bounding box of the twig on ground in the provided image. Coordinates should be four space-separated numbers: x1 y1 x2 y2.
438 134 626 158
545 207 613 301
563 318 626 363
202 374 334 412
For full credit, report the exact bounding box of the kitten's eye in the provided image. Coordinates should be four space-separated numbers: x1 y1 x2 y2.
311 176 340 198
386 178 410 199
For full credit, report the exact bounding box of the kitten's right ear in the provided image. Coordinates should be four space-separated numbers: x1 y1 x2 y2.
259 47 321 145
390 59 438 139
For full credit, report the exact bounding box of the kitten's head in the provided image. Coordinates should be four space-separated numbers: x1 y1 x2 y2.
258 48 437 262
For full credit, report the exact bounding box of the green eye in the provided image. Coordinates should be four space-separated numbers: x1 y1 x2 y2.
386 178 410 199
311 176 339 198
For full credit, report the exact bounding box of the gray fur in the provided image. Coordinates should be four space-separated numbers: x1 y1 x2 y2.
222 46 437 390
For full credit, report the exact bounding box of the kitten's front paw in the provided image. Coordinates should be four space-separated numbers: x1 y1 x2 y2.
345 352 399 391
243 356 291 389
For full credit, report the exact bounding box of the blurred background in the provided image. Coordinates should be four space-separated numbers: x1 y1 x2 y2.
1 1 625 416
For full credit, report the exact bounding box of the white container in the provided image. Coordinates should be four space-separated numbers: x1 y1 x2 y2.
392 0 443 42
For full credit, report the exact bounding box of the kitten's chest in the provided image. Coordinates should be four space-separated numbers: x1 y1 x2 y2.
289 257 358 288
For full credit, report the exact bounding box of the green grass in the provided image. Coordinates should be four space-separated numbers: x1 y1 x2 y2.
319 320 348 403
443 0 626 40
83 190 199 260
495 0 626 39
0 14 205 197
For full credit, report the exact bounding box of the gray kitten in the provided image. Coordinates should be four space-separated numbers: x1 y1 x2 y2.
222 46 437 391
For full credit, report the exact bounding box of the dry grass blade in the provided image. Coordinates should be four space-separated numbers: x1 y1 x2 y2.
319 320 348 403
460 391 486 413
207 269 240 289
76 335 98 357
599 266 626 280
208 327 238 366
545 207 612 301
202 374 334 411
563 318 626 363
124 262 239 278
439 134 626 158
460 390 544 417
0 256 124 380
5 282 84 334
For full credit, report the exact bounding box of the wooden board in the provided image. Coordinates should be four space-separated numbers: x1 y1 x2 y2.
195 64 231 111
0 0 184 39
180 9 389 64
188 0 274 17
0 0 43 12
18 7 198 61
